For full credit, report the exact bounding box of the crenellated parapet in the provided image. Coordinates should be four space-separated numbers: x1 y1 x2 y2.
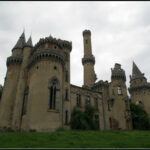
6 56 22 66
82 55 95 65
32 36 72 55
83 30 91 36
111 63 126 81
92 80 109 90
28 49 66 68
129 83 150 93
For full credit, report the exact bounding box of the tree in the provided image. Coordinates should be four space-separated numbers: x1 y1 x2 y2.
130 102 150 130
70 104 99 130
0 84 3 100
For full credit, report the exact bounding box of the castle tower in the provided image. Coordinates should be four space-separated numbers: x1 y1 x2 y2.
0 32 25 130
12 36 33 131
22 35 72 131
109 63 132 130
82 30 97 88
129 61 150 115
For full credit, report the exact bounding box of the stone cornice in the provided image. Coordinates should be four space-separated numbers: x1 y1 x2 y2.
82 55 95 65
6 56 22 66
129 84 150 93
32 36 72 54
28 49 65 68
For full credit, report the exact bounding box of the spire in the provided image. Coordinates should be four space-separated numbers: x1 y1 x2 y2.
12 31 26 51
132 61 144 79
26 36 33 47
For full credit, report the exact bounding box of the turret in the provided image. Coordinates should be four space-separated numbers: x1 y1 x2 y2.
12 36 33 130
111 63 126 82
0 32 25 130
82 30 97 88
129 61 150 116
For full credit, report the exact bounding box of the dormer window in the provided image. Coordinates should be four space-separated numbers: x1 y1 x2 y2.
117 86 122 95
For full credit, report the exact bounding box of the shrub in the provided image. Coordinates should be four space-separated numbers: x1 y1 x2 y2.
70 105 99 130
130 102 150 130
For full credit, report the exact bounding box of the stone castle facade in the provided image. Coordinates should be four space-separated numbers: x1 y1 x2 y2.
0 29 148 131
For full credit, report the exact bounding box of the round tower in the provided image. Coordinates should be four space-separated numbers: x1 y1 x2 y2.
0 32 25 130
24 36 72 131
11 36 33 131
82 30 97 88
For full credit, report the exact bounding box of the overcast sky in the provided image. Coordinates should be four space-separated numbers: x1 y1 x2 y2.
0 1 150 91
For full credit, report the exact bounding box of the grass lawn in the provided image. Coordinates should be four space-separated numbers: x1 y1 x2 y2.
0 130 150 148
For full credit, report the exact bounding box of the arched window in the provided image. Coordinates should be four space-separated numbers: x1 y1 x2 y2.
117 86 122 95
49 78 60 110
22 86 29 116
65 71 68 82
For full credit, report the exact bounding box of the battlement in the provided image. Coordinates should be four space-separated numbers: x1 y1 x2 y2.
6 56 22 66
111 63 126 81
32 35 72 55
83 30 91 36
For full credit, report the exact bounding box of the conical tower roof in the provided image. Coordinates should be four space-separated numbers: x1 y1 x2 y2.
12 32 26 51
132 61 144 79
25 36 33 47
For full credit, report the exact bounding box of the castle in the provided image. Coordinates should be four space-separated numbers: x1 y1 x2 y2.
0 29 149 131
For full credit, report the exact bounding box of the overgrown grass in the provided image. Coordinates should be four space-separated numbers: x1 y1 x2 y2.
0 130 150 148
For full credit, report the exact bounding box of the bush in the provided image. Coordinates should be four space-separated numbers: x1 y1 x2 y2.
130 102 150 130
56 127 66 131
70 105 99 130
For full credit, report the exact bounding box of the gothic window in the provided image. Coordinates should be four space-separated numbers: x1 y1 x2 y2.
49 79 59 110
76 94 81 107
65 88 68 101
65 110 68 125
22 86 29 116
108 101 111 111
86 96 90 105
109 117 112 129
65 71 68 82
117 86 122 95
94 97 98 108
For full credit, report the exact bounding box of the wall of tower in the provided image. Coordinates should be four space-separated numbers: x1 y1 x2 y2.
62 48 71 129
25 58 64 131
84 63 95 87
12 46 32 131
0 63 21 129
108 79 129 130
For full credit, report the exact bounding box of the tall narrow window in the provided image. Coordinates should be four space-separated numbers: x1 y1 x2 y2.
86 96 90 105
65 71 68 82
65 110 68 125
65 88 68 101
22 87 29 116
109 117 112 128
117 86 122 95
76 94 81 107
49 79 59 109
94 97 98 108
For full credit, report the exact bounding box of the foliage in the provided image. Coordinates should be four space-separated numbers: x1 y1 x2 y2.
56 127 66 132
0 84 3 100
130 102 150 130
70 104 99 130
